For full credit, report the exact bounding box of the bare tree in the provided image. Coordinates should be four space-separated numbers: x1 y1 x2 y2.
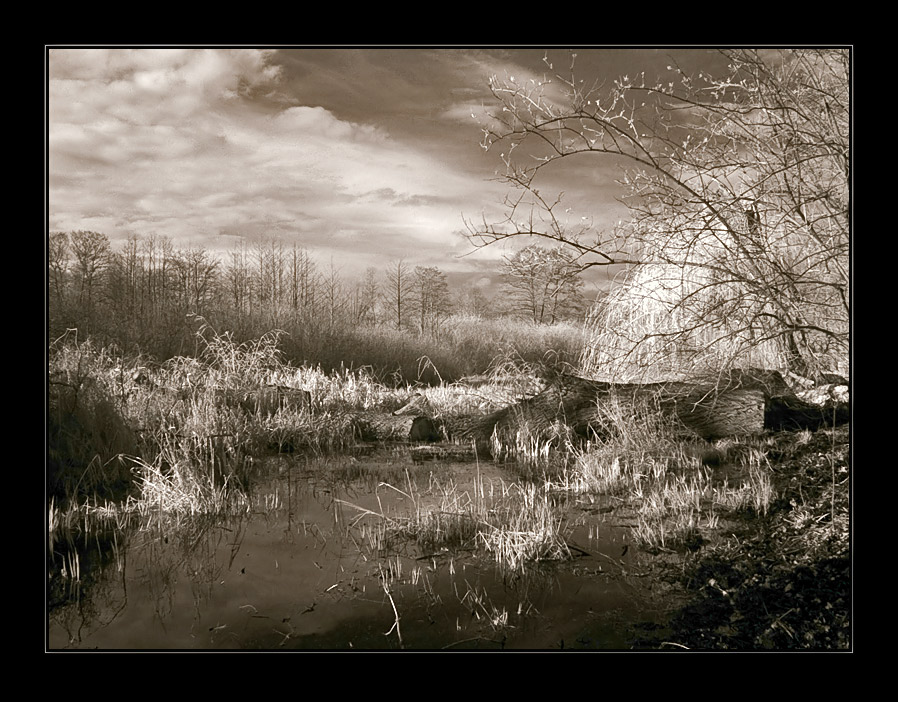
140 234 174 322
322 260 347 331
226 240 253 315
502 245 584 324
69 230 110 312
48 231 69 307
107 233 142 319
290 244 318 318
385 259 411 331
254 237 287 313
352 267 381 325
172 245 219 314
411 266 451 335
468 49 849 378
455 286 491 318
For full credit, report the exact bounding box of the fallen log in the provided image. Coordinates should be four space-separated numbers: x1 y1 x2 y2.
394 368 849 447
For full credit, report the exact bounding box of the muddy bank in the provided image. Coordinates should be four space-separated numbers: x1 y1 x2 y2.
631 425 850 650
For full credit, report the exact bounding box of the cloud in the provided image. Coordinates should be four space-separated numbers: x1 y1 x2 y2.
49 49 281 127
48 48 496 261
272 105 385 142
47 47 632 283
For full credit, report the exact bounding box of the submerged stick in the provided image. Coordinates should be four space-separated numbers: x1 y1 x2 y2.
382 580 404 649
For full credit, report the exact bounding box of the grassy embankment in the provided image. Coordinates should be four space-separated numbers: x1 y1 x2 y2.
46 319 583 527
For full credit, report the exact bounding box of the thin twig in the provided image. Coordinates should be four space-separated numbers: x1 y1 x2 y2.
382 580 404 649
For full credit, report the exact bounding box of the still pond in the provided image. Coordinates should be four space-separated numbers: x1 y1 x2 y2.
48 451 671 650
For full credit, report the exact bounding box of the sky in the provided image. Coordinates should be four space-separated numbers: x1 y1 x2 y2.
46 47 729 295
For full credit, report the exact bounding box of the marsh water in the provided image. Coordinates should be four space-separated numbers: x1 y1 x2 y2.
47 451 670 651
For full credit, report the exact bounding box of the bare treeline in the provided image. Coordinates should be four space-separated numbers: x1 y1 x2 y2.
48 232 403 353
47 231 589 362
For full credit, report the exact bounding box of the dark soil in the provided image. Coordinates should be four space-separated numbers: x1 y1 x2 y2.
634 425 850 650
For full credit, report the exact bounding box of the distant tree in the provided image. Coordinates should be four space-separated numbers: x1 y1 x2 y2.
254 237 287 313
172 245 219 314
48 231 70 306
411 266 451 335
140 234 175 321
226 240 253 315
106 233 142 319
385 259 411 331
352 267 380 325
502 245 584 324
290 244 318 317
455 286 492 318
322 260 347 330
69 230 110 313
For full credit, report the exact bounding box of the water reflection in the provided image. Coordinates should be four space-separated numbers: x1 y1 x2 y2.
48 453 665 650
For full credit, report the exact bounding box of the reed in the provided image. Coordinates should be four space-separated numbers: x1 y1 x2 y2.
477 483 571 572
563 398 780 552
259 314 586 386
48 324 786 574
489 418 575 479
711 447 775 515
130 453 250 518
457 581 510 632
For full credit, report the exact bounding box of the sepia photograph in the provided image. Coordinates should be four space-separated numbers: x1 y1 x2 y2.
46 46 851 651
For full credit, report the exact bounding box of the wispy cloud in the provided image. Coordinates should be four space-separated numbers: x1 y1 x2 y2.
47 48 639 281
48 48 521 273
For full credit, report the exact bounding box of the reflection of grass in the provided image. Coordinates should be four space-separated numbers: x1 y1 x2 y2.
337 465 572 573
562 423 778 552
476 483 571 572
458 580 510 632
411 474 571 573
130 454 248 518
